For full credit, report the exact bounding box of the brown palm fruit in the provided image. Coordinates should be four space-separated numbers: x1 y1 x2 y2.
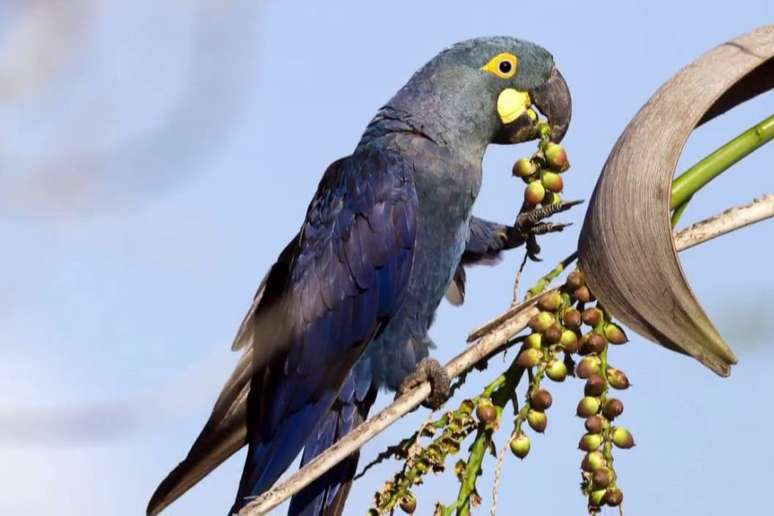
530 389 553 411
602 398 624 420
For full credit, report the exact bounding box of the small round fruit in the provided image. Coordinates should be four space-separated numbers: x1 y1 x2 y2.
525 181 546 205
612 427 635 449
602 398 625 420
475 398 497 424
577 396 601 418
510 432 531 459
579 432 604 451
541 171 564 193
545 360 568 382
517 348 542 368
562 308 582 329
513 158 538 179
576 356 601 379
537 291 562 312
530 389 553 411
529 311 555 333
527 409 548 433
524 332 542 350
581 451 606 472
566 270 585 290
399 493 417 514
543 142 570 171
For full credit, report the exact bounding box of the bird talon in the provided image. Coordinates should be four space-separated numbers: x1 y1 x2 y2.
398 358 451 410
531 222 573 235
526 235 542 261
516 199 583 231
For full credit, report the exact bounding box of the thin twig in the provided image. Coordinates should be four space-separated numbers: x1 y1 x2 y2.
238 196 774 516
490 432 510 516
511 252 529 305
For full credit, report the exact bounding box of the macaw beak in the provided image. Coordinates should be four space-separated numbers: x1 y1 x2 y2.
493 67 572 144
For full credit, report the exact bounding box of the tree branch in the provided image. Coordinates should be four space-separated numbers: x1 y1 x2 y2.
673 194 774 250
238 194 774 516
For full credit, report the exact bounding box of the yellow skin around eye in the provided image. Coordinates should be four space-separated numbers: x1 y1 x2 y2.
481 53 530 123
480 52 519 79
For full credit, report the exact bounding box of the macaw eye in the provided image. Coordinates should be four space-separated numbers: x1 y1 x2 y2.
481 53 518 79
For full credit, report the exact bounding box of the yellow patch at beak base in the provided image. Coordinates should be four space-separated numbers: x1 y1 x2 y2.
497 88 531 124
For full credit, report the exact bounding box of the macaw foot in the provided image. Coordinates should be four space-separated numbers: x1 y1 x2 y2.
509 199 583 260
397 358 451 410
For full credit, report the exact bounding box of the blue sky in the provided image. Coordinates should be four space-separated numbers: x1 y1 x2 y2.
0 1 772 514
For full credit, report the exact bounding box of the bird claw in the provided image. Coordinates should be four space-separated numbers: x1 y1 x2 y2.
526 235 542 261
509 199 583 261
515 199 583 231
530 221 573 235
397 358 451 410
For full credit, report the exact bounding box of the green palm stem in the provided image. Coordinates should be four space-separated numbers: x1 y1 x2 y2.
443 359 525 516
671 113 774 225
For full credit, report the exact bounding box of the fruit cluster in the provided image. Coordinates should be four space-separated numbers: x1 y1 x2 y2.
513 135 570 208
505 289 569 461
507 268 634 512
569 272 634 512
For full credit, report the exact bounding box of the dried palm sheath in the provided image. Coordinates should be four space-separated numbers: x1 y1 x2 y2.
579 25 774 376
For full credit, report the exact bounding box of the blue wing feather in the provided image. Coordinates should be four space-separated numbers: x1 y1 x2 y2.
288 332 433 516
230 149 417 514
288 359 378 516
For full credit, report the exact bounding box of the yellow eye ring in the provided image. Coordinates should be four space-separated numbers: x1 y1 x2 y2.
481 52 519 79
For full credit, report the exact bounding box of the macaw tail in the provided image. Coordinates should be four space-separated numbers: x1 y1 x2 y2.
288 369 378 516
229 394 335 515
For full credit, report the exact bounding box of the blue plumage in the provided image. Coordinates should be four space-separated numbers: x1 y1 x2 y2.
230 149 418 514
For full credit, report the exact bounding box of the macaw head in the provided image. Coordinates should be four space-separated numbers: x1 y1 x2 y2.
387 36 571 151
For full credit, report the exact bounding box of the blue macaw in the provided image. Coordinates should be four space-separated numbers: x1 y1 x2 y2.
148 36 571 516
